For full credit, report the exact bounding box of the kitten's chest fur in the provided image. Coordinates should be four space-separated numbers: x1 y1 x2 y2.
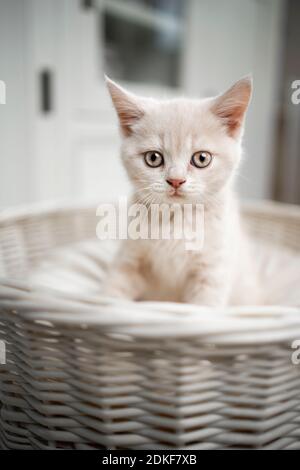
139 205 227 302
142 239 192 301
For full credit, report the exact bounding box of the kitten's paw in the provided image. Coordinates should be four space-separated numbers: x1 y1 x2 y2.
184 293 228 308
100 282 134 300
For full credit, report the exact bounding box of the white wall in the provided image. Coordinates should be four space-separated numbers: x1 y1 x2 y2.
0 0 34 207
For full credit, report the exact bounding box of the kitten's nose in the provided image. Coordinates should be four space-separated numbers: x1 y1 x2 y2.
166 178 186 189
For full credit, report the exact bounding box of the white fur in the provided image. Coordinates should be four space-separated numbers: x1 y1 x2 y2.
102 77 261 306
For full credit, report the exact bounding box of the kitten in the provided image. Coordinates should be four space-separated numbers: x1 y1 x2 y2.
102 76 261 306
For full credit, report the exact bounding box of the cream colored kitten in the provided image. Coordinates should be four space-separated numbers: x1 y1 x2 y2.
102 76 261 306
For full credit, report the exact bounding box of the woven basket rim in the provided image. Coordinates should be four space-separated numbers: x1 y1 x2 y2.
0 278 300 343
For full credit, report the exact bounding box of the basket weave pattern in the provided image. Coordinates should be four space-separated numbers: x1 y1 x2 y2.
0 201 300 450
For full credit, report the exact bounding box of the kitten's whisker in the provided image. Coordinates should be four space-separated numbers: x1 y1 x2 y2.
236 171 252 184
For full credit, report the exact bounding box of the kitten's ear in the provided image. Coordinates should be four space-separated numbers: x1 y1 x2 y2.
211 76 252 138
105 76 144 136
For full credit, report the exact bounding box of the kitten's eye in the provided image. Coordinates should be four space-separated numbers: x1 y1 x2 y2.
191 151 212 169
144 151 164 168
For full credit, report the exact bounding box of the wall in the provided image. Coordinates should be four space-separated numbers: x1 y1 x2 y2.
0 0 34 207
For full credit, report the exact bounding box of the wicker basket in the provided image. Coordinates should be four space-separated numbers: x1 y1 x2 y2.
0 200 300 450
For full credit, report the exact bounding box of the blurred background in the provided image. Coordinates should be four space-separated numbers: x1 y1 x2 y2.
0 0 300 209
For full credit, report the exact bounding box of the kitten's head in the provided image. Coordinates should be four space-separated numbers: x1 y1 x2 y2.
106 76 252 204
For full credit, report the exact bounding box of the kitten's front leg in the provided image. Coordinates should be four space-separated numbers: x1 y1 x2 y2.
183 266 231 307
101 246 146 300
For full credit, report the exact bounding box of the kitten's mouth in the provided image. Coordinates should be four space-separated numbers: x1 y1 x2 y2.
168 190 185 199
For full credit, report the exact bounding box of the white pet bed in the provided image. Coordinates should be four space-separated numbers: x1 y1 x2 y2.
0 200 300 450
